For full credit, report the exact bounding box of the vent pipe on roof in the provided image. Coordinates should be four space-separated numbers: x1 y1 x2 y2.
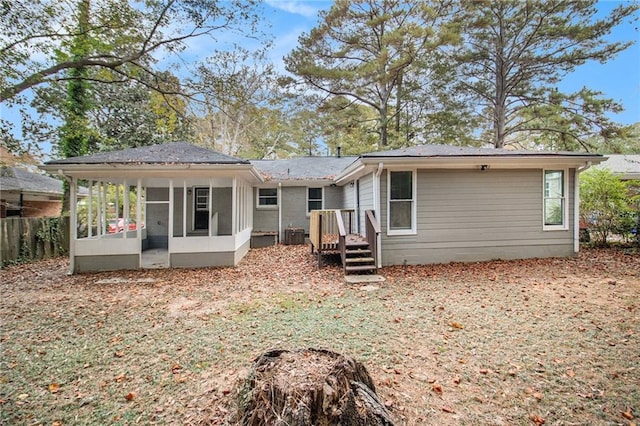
337 146 342 158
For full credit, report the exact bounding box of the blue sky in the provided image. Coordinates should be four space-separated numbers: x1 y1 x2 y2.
263 0 640 125
1 0 638 156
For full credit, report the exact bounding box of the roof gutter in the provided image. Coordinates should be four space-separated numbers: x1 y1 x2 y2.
374 162 383 268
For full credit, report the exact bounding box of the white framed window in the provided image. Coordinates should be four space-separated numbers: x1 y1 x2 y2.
194 187 210 231
543 169 568 230
387 170 416 235
257 187 278 209
195 187 209 211
307 187 323 214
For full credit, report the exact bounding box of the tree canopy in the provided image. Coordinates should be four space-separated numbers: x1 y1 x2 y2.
285 0 460 148
1 0 638 159
451 0 638 149
1 0 261 103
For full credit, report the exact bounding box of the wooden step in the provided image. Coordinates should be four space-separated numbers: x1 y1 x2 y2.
345 257 375 264
345 264 377 273
346 241 369 249
345 248 372 256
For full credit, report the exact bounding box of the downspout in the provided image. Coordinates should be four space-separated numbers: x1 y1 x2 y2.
574 162 592 253
278 182 282 243
374 162 383 268
58 170 75 275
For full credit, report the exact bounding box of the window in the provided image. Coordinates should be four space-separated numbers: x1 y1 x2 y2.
543 170 567 229
307 187 323 213
194 187 209 230
257 188 278 208
195 188 209 211
388 170 416 234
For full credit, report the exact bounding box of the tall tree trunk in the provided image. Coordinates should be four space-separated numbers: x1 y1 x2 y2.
493 16 507 149
61 0 91 214
380 107 388 147
395 69 403 135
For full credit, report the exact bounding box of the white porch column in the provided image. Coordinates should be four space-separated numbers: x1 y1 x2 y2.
98 181 104 237
69 177 77 274
208 179 213 237
182 180 187 238
278 183 282 242
123 180 129 239
232 177 237 234
115 183 120 237
169 179 174 253
87 181 93 238
136 179 142 264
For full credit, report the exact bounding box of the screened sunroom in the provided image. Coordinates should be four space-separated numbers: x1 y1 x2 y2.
42 143 262 274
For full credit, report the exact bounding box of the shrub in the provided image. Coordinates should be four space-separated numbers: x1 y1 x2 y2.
580 168 632 246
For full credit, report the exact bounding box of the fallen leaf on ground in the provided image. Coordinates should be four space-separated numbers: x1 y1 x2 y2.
530 414 546 425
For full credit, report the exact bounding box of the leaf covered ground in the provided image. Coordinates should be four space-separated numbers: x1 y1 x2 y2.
0 246 638 425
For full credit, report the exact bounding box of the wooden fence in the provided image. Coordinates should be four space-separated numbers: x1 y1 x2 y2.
0 216 69 266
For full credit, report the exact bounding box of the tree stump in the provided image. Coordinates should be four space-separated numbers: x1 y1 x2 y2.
234 348 394 426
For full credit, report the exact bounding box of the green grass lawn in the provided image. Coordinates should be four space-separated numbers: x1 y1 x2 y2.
1 245 638 425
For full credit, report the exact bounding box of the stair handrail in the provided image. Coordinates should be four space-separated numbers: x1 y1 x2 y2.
335 209 347 272
365 210 381 270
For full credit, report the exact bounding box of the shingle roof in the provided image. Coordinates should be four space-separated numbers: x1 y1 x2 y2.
251 156 357 181
595 154 640 179
0 166 64 194
45 142 250 165
360 144 603 158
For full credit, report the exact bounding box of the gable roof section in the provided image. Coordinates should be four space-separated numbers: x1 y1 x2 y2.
1 166 63 195
251 156 357 183
595 154 640 180
45 142 250 165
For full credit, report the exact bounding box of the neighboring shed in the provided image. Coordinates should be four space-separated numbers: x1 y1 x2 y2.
1 166 65 218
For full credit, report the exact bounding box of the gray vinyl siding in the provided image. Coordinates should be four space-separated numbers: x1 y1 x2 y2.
324 186 343 209
282 186 310 233
252 185 345 236
359 173 375 235
342 182 355 210
253 187 279 233
380 169 576 265
75 254 139 273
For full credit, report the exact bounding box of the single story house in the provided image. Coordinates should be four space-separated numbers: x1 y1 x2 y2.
1 166 69 218
42 142 604 274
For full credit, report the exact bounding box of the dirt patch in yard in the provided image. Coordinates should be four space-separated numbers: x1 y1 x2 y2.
0 245 638 425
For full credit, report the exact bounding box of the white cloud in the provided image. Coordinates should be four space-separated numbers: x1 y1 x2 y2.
264 0 320 18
